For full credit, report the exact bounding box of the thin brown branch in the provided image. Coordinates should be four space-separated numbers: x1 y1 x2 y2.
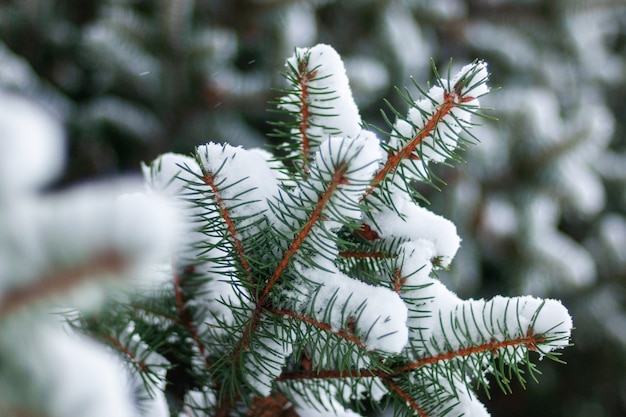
260 162 348 303
278 328 547 382
213 393 238 417
338 251 396 259
231 304 264 357
0 250 126 317
384 378 429 417
363 92 474 198
296 61 318 178
393 268 405 293
173 271 212 370
247 392 299 417
215 306 264 416
103 334 149 373
394 329 547 375
270 307 365 349
278 367 386 382
202 172 254 288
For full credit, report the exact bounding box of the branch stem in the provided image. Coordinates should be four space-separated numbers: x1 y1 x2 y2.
0 250 126 317
260 163 347 302
202 172 254 288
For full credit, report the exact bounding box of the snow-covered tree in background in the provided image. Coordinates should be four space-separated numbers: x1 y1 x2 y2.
65 43 570 417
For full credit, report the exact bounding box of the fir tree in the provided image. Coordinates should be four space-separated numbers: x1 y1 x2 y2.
8 1 623 414
64 44 570 417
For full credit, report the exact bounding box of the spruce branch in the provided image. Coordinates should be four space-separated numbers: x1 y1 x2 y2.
173 270 213 371
262 160 348 302
102 333 150 373
0 250 125 317
75 44 572 417
270 307 366 349
384 378 429 417
199 167 255 287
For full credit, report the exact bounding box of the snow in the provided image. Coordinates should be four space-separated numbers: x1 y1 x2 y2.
344 55 389 106
281 381 363 417
117 322 171 417
196 142 281 231
597 214 626 266
243 323 295 396
388 61 489 168
0 321 136 417
142 152 202 197
410 276 573 361
281 44 362 157
454 391 490 417
307 132 383 227
525 195 596 290
372 197 461 267
281 3 317 56
290 256 408 354
0 182 176 311
383 3 431 77
144 150 249 336
142 151 216 270
398 240 436 285
480 196 519 238
451 60 490 99
0 90 65 198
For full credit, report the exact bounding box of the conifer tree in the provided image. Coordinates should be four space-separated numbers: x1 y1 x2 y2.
9 0 622 414
65 44 572 417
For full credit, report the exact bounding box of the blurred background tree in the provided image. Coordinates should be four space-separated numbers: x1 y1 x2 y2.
1 0 625 416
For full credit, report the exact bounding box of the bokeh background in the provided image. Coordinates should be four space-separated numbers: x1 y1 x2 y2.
2 0 626 416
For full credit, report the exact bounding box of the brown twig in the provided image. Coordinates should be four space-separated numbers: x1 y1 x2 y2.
271 307 365 349
260 162 348 303
363 92 474 198
202 172 254 288
0 250 126 317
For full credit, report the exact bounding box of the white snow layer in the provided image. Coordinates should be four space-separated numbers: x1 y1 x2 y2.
389 61 488 167
307 132 383 226
243 322 295 396
411 277 572 359
196 142 281 231
0 183 175 311
281 43 362 155
0 90 65 198
291 256 408 354
144 152 215 259
0 322 137 417
373 197 461 267
282 381 363 417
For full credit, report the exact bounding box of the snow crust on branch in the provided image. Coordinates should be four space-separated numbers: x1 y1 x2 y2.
306 131 384 227
280 43 362 161
196 142 282 229
389 61 489 166
290 255 409 354
0 91 177 417
285 43 361 136
0 322 137 417
373 196 461 268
